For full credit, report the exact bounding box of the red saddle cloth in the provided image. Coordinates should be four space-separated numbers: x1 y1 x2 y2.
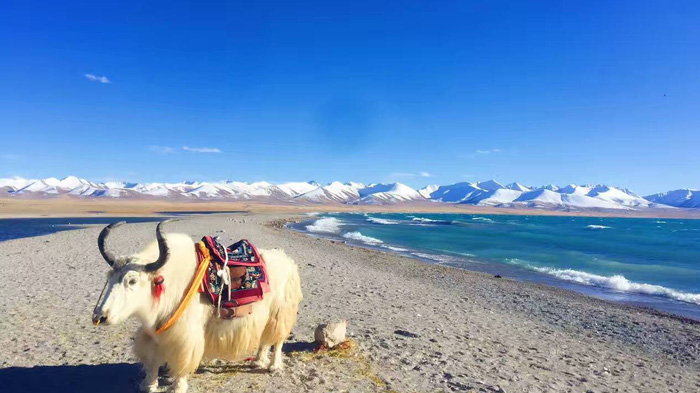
197 236 269 319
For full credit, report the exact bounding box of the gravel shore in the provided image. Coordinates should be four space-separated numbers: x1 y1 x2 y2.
1 213 699 392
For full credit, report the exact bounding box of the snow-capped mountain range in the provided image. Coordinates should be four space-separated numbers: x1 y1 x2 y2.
1 176 698 210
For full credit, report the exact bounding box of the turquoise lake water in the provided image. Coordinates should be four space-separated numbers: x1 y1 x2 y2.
294 213 700 319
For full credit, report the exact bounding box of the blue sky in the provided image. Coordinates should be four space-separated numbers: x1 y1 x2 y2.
1 1 698 195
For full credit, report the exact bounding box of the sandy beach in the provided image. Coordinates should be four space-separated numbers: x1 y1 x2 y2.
1 213 699 392
2 197 700 219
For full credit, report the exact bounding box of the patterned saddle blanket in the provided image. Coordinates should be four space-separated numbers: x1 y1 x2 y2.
197 236 269 319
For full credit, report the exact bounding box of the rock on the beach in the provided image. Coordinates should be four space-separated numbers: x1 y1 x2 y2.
314 320 347 348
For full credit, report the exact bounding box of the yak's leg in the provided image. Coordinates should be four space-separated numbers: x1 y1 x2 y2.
166 326 205 393
134 329 160 392
139 363 160 392
269 340 285 372
168 377 188 393
253 345 271 369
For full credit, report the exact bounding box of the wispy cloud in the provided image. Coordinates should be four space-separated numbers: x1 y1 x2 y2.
0 154 21 161
84 74 110 84
182 146 222 154
148 145 176 154
390 171 432 178
475 148 502 154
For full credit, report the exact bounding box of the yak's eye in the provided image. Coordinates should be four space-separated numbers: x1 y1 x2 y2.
127 278 138 286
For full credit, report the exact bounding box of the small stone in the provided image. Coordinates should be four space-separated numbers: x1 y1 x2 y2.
314 320 347 348
394 329 419 338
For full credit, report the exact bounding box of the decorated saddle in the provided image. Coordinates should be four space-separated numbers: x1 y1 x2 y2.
196 236 269 319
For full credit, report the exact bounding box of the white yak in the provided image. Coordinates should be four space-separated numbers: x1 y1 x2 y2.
92 220 303 393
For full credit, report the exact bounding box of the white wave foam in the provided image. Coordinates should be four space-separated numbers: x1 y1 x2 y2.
586 225 611 229
532 266 700 305
306 217 343 234
411 217 450 224
472 217 494 222
411 252 464 264
343 231 383 245
455 252 476 257
382 245 409 252
412 217 438 222
305 212 320 216
367 216 400 225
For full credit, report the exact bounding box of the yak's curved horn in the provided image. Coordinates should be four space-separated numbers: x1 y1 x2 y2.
143 219 172 273
98 221 126 267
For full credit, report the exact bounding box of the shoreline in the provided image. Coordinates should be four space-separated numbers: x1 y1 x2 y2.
1 213 699 392
287 215 700 322
3 212 699 320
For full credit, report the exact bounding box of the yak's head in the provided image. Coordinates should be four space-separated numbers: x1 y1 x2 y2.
92 220 171 326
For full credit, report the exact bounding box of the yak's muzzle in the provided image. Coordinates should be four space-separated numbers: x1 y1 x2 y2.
92 312 108 326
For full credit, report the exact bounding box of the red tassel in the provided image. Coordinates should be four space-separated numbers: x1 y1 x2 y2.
153 276 165 300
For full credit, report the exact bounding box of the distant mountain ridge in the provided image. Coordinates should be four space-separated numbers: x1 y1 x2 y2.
1 175 697 210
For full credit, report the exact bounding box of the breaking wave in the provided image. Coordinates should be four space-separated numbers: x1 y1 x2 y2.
343 231 383 245
382 245 409 252
532 266 700 306
411 217 452 225
587 225 611 230
306 217 344 234
411 252 464 264
366 216 401 225
472 217 494 222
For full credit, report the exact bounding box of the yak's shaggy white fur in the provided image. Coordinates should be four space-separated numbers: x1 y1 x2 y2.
94 233 303 393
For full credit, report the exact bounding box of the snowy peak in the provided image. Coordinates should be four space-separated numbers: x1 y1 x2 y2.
476 180 504 191
1 175 697 210
506 182 531 192
277 181 320 197
646 189 700 209
356 183 423 204
427 182 483 203
587 185 649 207
540 184 560 191
418 185 439 199
0 176 37 191
463 188 522 206
296 181 365 203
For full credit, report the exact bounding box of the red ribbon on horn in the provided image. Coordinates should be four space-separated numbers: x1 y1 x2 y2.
153 276 165 300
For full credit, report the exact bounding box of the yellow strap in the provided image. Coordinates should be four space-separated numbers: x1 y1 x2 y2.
155 241 211 334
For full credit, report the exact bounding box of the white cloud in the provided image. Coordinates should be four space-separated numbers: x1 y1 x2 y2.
84 74 110 83
391 171 432 179
148 145 176 154
182 146 222 154
476 148 502 154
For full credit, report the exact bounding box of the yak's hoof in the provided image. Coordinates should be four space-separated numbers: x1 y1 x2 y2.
139 381 158 393
166 378 188 393
253 358 270 369
166 385 187 393
269 363 284 373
